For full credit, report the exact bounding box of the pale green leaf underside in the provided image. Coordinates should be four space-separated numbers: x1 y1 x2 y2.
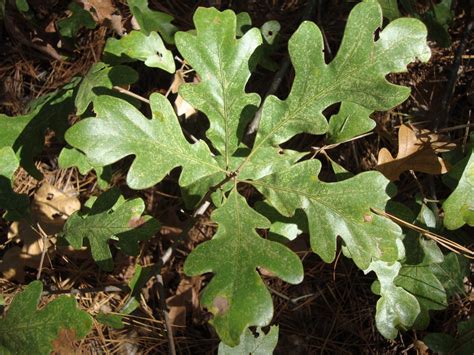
0 281 92 355
252 1 430 157
184 189 303 346
63 189 159 271
218 325 279 354
249 159 403 270
65 93 224 190
366 261 420 339
104 30 175 73
176 7 262 165
442 149 474 229
376 0 401 21
127 0 177 44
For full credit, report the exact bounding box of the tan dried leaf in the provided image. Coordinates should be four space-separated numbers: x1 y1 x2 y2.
170 69 198 119
0 183 81 281
376 125 452 181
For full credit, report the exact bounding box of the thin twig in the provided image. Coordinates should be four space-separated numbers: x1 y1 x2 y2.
371 207 474 259
155 271 176 355
42 285 129 296
112 86 150 104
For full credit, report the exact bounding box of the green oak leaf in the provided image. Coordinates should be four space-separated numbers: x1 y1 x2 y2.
62 188 160 271
57 1 96 39
431 253 469 298
0 280 93 355
184 189 303 346
327 102 375 144
218 325 279 355
0 83 76 178
395 255 447 329
58 147 111 189
75 62 138 115
104 30 175 72
66 93 224 190
0 147 29 220
127 0 177 44
249 159 403 270
251 1 430 154
176 7 262 166
15 0 28 12
365 260 420 339
442 148 474 229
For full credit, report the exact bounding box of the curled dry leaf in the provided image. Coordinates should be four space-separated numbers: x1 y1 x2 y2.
170 69 198 119
377 124 452 181
0 183 80 281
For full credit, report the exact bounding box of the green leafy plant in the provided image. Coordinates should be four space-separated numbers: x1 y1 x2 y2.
1 0 472 352
0 281 93 354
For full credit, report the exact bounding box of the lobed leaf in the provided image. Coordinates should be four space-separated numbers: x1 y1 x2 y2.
184 189 303 346
127 0 177 44
57 1 96 39
249 159 403 270
74 62 138 115
62 188 160 270
365 260 420 339
104 30 175 72
66 93 224 190
0 281 93 355
250 1 430 157
176 8 262 166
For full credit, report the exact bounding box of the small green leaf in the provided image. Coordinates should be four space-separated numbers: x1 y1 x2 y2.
365 261 420 339
0 281 93 355
127 0 177 44
184 189 303 346
66 94 224 190
0 147 29 220
424 318 474 355
442 148 473 229
176 8 262 165
250 159 403 270
96 312 125 329
218 325 279 354
57 1 96 39
15 0 29 12
75 62 138 115
327 102 375 144
104 31 175 72
62 188 160 271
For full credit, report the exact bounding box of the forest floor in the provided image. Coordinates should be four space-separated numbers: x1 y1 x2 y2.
0 0 472 354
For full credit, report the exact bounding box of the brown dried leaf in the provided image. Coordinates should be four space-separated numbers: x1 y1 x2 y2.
51 329 78 354
166 276 203 332
376 125 452 181
79 0 123 35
